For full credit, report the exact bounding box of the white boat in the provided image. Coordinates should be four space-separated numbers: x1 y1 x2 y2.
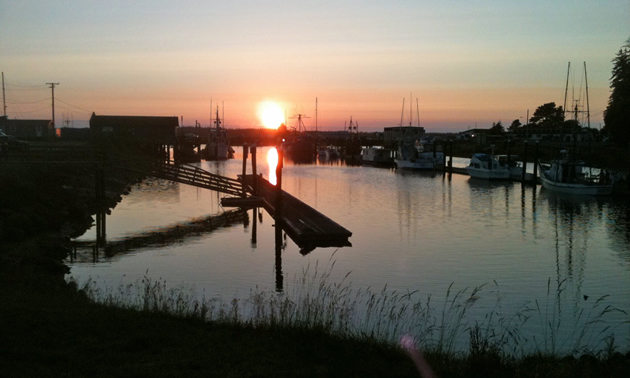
395 140 443 170
538 151 613 195
361 147 396 167
466 153 511 180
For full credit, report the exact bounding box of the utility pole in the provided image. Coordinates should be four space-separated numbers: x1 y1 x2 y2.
47 82 59 133
2 72 6 117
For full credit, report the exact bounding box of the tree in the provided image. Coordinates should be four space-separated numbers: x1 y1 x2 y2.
489 121 504 135
603 37 630 148
529 102 564 128
508 119 521 131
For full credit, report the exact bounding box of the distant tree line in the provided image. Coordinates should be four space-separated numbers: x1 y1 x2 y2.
603 37 630 148
484 37 630 148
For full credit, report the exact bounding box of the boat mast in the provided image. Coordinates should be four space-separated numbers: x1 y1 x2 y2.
563 62 570 119
416 97 420 128
2 72 6 117
399 98 405 127
315 97 318 133
409 92 412 127
584 61 590 130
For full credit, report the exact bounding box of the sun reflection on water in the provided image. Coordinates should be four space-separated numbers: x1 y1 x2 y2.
268 147 278 185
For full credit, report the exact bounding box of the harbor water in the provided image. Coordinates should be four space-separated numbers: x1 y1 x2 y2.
68 146 630 353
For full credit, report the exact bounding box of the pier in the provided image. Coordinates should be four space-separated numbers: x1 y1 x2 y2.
222 174 352 250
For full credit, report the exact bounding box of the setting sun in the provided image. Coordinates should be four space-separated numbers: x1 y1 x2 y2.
258 101 285 129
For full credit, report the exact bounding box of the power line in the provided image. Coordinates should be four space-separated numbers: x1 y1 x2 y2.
55 97 92 114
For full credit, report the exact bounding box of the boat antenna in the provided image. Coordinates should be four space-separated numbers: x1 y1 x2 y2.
563 62 570 120
210 98 212 127
222 101 225 128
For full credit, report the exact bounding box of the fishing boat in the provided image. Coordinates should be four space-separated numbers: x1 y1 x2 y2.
395 139 443 170
536 63 613 195
200 106 233 160
538 151 613 195
494 155 524 179
361 147 396 167
284 114 316 163
466 153 511 180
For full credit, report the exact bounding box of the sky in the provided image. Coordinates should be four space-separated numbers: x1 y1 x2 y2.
1 0 628 132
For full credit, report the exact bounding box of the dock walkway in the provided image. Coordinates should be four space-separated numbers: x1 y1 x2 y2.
222 175 352 249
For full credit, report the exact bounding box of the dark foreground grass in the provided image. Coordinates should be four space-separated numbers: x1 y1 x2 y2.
2 280 630 377
1 282 419 377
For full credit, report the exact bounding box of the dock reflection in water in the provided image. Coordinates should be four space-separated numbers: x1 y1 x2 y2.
68 147 630 352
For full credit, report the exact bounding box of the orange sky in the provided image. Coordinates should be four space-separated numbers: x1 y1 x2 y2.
1 1 627 132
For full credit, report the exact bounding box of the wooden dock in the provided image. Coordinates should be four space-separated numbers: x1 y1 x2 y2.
222 175 352 249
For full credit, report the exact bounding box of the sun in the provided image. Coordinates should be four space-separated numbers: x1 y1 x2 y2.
258 101 285 129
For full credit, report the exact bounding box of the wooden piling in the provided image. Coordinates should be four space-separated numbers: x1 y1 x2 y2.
275 146 284 219
448 140 453 174
533 141 539 184
241 143 248 197
251 145 258 196
522 141 528 182
275 223 283 292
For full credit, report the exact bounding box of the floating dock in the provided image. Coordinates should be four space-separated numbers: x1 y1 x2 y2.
222 175 352 250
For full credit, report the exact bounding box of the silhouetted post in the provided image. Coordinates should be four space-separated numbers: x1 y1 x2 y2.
251 208 257 246
274 222 283 292
241 143 248 197
95 166 106 247
448 140 453 174
533 141 539 184
251 145 258 196
522 141 528 182
442 141 447 174
275 145 284 219
274 145 284 292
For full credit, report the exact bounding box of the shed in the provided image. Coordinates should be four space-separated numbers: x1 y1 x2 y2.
89 113 178 144
0 116 54 139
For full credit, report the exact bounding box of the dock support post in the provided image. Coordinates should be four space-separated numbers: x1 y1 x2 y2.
448 140 453 174
251 208 257 246
442 141 447 174
95 166 106 247
522 141 528 183
274 145 284 292
533 141 539 184
241 143 248 197
275 146 284 219
275 223 283 292
251 145 258 196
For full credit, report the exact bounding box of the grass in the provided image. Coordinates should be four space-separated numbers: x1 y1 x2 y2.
71 258 630 371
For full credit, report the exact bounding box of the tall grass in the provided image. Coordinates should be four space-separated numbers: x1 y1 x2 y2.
72 262 629 358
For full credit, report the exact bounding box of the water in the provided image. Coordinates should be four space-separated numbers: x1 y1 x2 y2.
68 147 630 353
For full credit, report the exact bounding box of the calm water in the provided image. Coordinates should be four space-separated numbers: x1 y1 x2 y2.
68 147 630 352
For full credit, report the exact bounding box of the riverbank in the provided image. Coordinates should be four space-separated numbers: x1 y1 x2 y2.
2 159 630 376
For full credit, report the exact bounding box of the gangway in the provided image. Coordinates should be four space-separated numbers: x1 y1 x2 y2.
138 160 244 197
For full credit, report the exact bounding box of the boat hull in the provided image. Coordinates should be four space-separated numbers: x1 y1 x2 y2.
538 164 613 195
465 166 510 180
395 159 434 169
